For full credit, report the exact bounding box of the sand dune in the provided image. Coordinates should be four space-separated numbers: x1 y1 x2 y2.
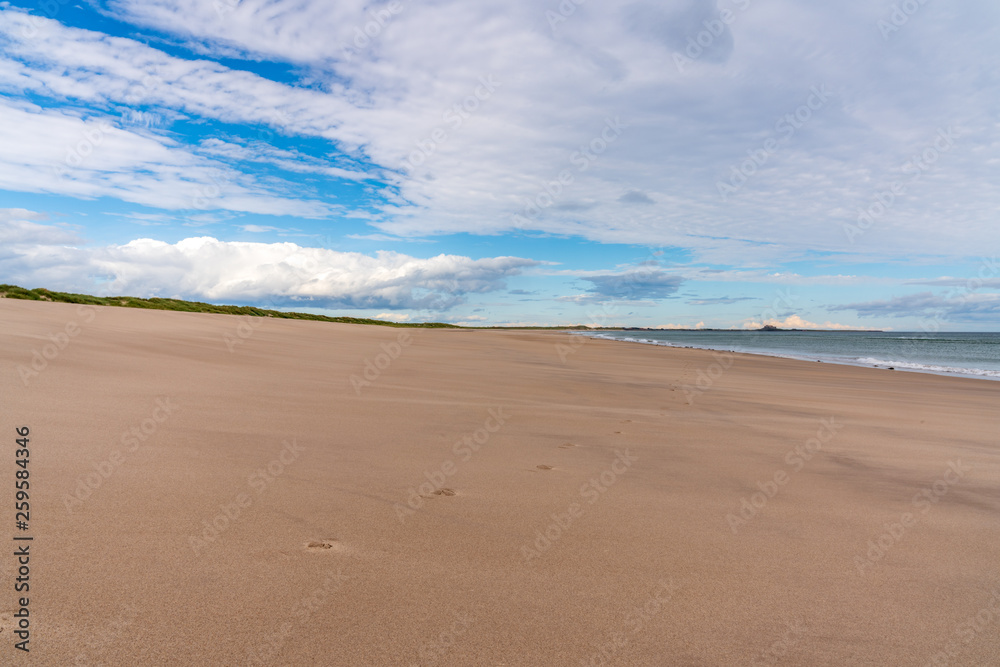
1 298 998 665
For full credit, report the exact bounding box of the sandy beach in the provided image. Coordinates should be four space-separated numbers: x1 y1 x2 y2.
1 297 998 665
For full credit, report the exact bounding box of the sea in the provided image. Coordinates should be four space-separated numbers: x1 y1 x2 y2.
572 330 1000 381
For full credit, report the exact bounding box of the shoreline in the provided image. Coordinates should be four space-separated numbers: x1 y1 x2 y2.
572 330 1000 382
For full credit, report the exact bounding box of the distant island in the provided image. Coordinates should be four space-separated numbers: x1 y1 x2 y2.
752 324 884 332
616 325 884 332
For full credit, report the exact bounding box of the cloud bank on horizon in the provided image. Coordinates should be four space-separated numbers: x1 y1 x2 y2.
0 0 997 328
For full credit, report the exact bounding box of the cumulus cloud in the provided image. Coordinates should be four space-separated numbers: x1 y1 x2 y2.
653 321 705 329
0 217 538 310
741 314 868 330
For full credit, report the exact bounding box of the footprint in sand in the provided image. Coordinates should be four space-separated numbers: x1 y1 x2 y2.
305 539 342 552
536 465 554 470
419 487 457 499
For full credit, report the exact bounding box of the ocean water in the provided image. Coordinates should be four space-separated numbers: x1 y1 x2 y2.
573 330 1000 380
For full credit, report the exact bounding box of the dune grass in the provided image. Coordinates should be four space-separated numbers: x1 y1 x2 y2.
0 284 461 328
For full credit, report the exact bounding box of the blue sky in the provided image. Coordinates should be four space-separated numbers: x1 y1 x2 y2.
0 0 998 329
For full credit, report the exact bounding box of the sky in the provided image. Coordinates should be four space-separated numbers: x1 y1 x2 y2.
0 0 998 329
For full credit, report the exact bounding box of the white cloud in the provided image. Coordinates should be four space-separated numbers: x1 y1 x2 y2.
653 321 705 329
86 0 1000 261
0 98 336 217
741 314 868 330
0 2 999 261
197 138 374 182
240 224 281 233
0 209 81 246
0 10 361 141
375 312 410 322
345 233 435 243
0 215 538 310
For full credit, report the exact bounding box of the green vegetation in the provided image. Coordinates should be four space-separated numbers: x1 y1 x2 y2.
0 284 635 330
0 284 460 328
